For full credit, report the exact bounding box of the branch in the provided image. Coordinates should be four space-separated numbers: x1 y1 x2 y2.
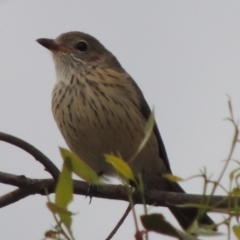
0 171 238 211
0 132 60 179
106 204 132 240
0 179 54 208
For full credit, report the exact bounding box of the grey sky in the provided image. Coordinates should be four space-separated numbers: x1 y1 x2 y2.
0 1 240 239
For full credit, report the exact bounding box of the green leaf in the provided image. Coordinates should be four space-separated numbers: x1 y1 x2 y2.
229 168 240 180
141 214 180 238
189 226 221 237
105 154 135 181
163 174 183 182
54 154 73 229
230 187 240 196
59 147 101 184
186 220 219 236
233 225 240 239
55 154 73 209
141 214 197 240
130 109 155 163
47 202 72 229
47 202 72 216
170 203 211 211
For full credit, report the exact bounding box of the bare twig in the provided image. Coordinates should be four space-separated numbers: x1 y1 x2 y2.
0 132 60 179
106 204 131 240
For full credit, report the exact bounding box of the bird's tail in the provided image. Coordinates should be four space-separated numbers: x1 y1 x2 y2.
168 182 215 231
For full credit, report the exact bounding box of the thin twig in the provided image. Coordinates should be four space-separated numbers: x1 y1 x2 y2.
0 132 60 179
106 204 131 240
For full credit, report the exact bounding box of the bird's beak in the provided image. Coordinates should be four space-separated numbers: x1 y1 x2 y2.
36 38 69 52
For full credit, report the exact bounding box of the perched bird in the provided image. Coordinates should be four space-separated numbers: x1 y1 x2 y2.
37 31 214 230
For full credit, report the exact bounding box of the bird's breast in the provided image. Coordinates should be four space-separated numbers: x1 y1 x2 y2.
52 73 161 176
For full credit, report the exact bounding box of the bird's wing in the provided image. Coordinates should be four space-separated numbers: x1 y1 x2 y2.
129 77 172 173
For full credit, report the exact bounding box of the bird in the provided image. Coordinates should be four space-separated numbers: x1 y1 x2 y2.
37 31 214 231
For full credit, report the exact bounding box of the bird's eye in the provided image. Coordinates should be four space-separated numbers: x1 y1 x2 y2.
75 41 88 52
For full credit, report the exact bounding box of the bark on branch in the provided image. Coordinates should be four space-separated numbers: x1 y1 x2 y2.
0 171 237 211
0 132 237 212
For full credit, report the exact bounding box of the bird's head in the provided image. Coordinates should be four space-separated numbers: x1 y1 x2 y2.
37 31 123 74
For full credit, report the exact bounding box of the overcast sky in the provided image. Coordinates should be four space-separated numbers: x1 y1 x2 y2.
0 1 240 240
